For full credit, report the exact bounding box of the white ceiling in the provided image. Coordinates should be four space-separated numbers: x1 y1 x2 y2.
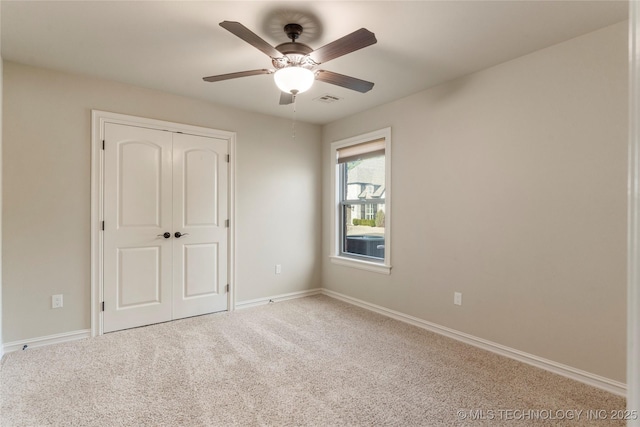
1 1 628 125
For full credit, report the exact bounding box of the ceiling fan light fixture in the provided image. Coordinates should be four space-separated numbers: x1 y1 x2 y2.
274 67 315 95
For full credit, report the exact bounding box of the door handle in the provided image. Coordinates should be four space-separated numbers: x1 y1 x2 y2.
157 232 171 239
174 232 190 238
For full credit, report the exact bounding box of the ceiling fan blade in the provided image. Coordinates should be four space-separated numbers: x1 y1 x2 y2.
203 69 273 82
279 92 294 105
315 70 374 93
308 28 377 64
219 21 285 59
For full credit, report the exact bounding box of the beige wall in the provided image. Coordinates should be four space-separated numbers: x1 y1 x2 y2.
322 22 628 382
2 61 322 343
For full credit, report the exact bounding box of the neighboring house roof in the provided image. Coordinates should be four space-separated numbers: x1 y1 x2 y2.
358 185 385 199
372 185 385 198
347 156 385 186
347 156 385 200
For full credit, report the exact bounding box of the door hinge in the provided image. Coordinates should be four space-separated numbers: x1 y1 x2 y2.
226 154 230 163
101 301 105 312
102 140 105 150
101 221 105 231
226 284 230 293
225 219 229 228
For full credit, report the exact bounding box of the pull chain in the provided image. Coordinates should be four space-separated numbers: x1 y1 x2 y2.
291 94 297 140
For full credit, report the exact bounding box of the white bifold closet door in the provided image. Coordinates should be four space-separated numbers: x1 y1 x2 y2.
103 123 228 333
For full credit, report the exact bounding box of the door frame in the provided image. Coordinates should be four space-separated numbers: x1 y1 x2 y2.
90 110 236 336
629 3 640 419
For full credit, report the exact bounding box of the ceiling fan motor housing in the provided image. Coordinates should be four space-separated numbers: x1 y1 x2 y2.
273 23 317 70
273 44 315 69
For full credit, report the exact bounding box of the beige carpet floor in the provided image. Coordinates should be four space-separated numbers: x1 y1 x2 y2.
0 295 626 426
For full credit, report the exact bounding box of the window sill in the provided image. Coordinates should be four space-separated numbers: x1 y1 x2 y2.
330 256 391 275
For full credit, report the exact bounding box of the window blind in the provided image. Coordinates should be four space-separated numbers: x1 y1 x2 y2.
337 138 385 164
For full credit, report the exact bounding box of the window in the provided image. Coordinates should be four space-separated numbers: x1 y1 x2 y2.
331 128 391 274
365 203 375 220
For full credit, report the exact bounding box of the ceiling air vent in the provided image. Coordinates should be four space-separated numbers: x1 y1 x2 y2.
314 94 343 104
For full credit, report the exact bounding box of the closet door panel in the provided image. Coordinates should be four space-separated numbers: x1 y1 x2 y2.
172 133 229 318
103 123 173 333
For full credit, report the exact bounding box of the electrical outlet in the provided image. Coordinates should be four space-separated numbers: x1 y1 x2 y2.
275 264 282 275
52 294 63 309
454 292 462 306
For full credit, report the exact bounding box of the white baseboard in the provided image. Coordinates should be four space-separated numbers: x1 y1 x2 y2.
2 329 91 354
235 288 322 310
2 290 322 353
1 290 625 397
321 289 626 397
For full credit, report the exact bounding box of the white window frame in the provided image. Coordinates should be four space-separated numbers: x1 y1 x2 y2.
330 127 391 274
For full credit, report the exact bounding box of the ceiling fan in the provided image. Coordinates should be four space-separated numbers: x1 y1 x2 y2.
203 21 377 105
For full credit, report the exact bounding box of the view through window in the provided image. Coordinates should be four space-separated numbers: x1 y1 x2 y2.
339 142 386 261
